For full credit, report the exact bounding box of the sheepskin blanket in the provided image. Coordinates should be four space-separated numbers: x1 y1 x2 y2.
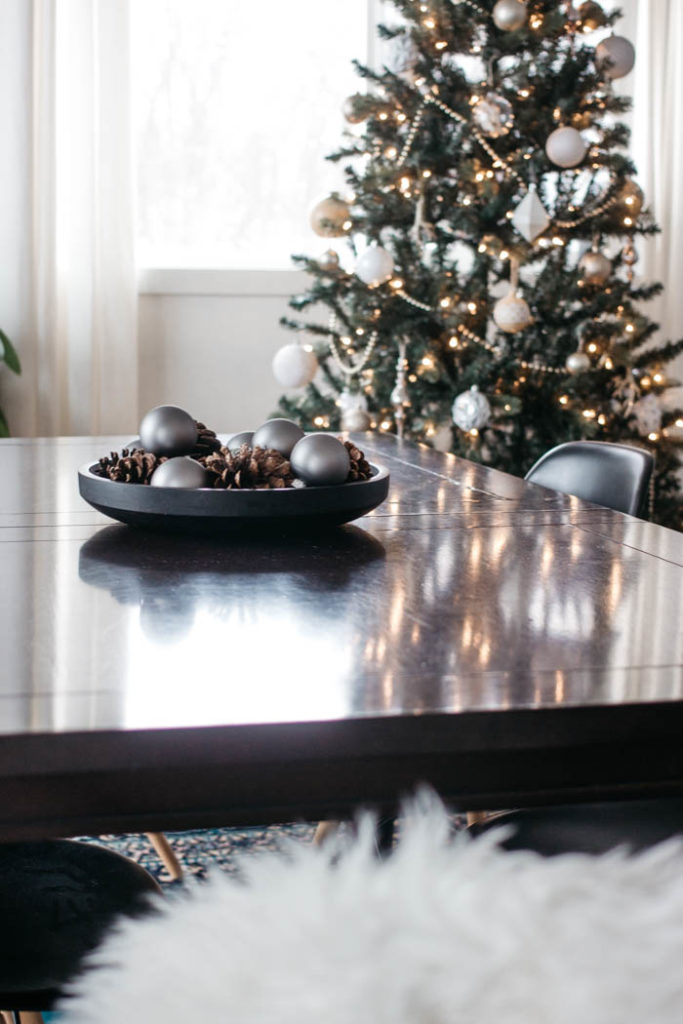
63 794 683 1024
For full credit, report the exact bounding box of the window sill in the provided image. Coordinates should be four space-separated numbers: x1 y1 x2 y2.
137 268 311 297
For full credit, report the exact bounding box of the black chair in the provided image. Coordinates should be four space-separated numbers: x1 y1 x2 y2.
469 798 683 857
0 839 161 1019
524 440 654 517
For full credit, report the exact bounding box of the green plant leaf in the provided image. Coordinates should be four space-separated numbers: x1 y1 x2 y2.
0 407 9 438
0 329 21 374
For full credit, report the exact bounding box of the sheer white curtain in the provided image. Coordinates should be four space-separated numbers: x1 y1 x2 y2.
32 0 138 435
0 0 137 437
615 1 683 380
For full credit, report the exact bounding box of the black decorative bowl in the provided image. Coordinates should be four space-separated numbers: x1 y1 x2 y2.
78 461 390 535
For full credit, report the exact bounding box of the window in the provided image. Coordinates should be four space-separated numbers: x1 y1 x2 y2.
131 0 372 270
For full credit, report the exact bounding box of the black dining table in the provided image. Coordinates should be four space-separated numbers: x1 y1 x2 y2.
0 433 682 841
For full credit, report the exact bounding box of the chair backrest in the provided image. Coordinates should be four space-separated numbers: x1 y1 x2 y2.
524 440 653 517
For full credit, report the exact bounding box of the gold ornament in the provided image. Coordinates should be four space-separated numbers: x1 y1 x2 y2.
342 94 368 124
578 249 612 285
617 179 644 218
571 110 592 130
310 196 352 238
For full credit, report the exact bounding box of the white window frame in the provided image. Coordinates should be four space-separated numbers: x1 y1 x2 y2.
137 0 382 298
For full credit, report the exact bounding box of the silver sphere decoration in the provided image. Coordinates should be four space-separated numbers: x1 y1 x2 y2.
252 418 305 457
139 405 198 457
565 351 591 375
290 433 351 486
150 456 208 489
472 92 514 138
578 250 612 286
452 386 491 433
272 344 319 389
545 126 588 168
596 35 635 80
226 431 254 452
318 249 340 272
492 0 527 31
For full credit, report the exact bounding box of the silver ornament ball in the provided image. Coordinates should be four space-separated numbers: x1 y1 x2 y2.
492 0 527 31
272 344 319 389
545 126 587 168
150 456 208 489
290 433 351 486
225 431 254 452
596 35 635 80
578 250 612 285
452 386 491 432
252 418 305 457
139 405 198 457
318 249 340 272
565 351 591 375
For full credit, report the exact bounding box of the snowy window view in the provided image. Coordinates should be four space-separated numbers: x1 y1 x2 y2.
131 0 369 269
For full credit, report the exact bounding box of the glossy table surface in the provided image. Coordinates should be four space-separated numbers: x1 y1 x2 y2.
1 434 682 839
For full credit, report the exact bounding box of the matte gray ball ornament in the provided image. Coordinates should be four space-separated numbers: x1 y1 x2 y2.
139 405 198 457
150 456 208 489
226 431 254 452
252 418 305 457
290 434 351 486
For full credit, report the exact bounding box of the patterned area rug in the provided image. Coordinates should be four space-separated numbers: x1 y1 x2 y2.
80 823 319 889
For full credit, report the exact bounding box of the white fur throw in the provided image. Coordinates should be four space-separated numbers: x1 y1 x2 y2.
63 794 683 1024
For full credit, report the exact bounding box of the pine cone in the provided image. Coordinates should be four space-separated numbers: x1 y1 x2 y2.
342 440 372 481
190 421 222 457
205 445 294 489
96 447 165 484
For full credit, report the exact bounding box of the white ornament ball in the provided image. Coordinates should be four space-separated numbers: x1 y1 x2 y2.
452 386 491 432
493 292 534 334
545 126 588 168
355 245 395 287
342 407 372 432
565 351 591 375
272 344 319 389
290 433 351 486
578 250 612 285
472 93 514 138
492 0 527 32
596 35 635 80
150 456 208 489
309 197 352 238
139 405 198 457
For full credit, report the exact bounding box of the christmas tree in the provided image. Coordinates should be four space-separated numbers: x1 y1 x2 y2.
0 328 20 436
275 0 683 530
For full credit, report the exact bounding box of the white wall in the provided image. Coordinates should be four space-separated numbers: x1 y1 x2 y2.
138 270 313 434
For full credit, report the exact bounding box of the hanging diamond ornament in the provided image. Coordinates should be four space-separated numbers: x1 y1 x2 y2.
632 393 662 437
511 184 550 243
472 92 514 138
452 386 491 433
